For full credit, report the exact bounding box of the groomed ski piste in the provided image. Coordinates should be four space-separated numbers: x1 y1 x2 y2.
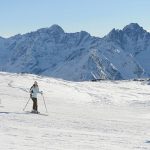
0 72 150 150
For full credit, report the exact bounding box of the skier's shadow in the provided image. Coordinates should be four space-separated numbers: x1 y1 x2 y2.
0 111 25 115
0 111 48 116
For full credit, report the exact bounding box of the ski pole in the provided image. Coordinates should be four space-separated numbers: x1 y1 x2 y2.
23 97 31 111
42 94 48 113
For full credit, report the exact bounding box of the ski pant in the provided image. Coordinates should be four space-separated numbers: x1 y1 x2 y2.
31 97 38 111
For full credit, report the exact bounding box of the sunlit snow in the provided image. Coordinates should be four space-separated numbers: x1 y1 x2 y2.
0 72 150 149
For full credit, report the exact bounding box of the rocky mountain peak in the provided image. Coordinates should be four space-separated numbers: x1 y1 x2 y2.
48 24 65 33
122 23 147 37
123 23 142 31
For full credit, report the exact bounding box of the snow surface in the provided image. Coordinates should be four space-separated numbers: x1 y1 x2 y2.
0 72 150 149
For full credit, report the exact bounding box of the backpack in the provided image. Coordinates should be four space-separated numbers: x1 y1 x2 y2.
30 86 34 98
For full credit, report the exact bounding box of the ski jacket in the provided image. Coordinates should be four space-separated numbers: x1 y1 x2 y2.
30 85 42 98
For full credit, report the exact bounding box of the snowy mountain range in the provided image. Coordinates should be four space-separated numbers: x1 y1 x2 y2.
0 23 150 81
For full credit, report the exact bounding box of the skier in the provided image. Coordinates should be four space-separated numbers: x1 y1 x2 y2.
30 81 43 113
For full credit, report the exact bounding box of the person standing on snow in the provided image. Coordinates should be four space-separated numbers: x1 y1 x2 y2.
30 81 43 113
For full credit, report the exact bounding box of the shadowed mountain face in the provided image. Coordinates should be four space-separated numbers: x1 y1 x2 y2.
0 23 150 81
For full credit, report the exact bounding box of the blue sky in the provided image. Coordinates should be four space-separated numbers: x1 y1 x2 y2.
0 0 150 37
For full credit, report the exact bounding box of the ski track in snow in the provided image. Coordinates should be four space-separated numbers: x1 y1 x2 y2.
0 72 150 149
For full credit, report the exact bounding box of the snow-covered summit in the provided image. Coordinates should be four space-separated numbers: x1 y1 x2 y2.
36 24 65 36
48 24 65 33
123 23 144 31
105 23 149 42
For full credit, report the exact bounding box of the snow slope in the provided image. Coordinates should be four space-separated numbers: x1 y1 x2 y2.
0 72 150 149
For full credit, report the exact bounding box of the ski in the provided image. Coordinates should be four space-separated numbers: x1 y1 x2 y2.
24 111 48 116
